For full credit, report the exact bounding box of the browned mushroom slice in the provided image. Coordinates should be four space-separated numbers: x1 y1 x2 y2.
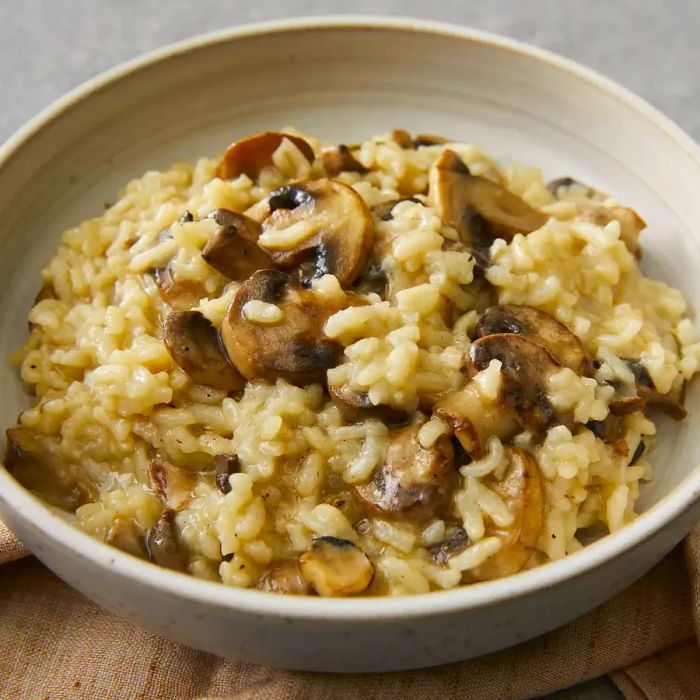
163 310 245 392
608 392 647 417
638 387 687 420
433 382 520 458
371 197 421 222
148 454 196 510
322 145 368 177
152 267 203 311
577 205 645 259
145 509 187 572
258 179 374 287
414 133 449 147
428 526 470 565
34 282 57 304
149 212 203 310
472 447 544 580
352 259 389 297
355 423 456 521
546 176 594 197
220 269 345 386
429 149 547 254
258 561 310 594
329 384 408 424
105 518 148 559
4 427 98 511
201 209 273 280
216 131 315 180
475 305 592 375
468 333 568 434
391 128 415 149
214 454 240 494
299 536 374 596
618 358 687 420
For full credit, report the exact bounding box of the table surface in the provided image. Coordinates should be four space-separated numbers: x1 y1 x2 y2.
2 1 694 697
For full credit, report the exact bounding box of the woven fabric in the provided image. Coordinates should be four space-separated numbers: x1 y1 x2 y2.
0 522 698 699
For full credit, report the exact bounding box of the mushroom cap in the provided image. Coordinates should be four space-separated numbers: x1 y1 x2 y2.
433 381 520 458
299 536 374 597
201 209 273 280
428 149 547 253
475 304 592 376
4 427 97 511
355 423 456 521
258 179 374 287
472 447 544 580
162 310 245 393
468 333 567 433
321 145 368 177
217 131 315 180
220 269 345 386
105 519 148 559
258 561 310 595
329 384 408 424
145 509 188 572
148 454 197 511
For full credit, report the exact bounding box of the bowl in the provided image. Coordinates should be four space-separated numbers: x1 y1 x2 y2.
1 16 699 673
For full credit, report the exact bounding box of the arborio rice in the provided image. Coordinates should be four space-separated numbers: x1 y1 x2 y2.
6 128 699 596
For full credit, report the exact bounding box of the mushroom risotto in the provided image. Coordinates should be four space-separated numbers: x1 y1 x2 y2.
6 129 699 596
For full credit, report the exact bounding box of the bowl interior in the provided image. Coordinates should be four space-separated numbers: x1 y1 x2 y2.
1 21 699 516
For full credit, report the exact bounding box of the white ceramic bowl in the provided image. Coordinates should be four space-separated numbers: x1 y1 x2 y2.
1 16 699 673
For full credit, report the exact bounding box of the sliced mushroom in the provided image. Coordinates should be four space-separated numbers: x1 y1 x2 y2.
217 131 315 180
152 267 203 311
34 282 57 304
608 392 647 417
429 149 547 258
546 177 598 197
163 310 245 392
322 145 368 177
371 197 421 222
214 454 240 494
145 509 187 572
355 423 456 521
105 518 148 559
630 440 646 465
637 387 687 420
150 212 203 310
258 561 310 594
475 305 592 375
414 133 449 147
201 209 273 280
391 128 415 149
4 427 98 511
220 269 345 385
617 358 687 420
433 381 520 458
257 179 374 287
329 384 408 424
577 204 645 258
351 258 389 297
468 333 568 434
428 526 470 565
472 447 544 580
586 416 629 456
299 536 374 596
547 178 644 257
148 454 196 510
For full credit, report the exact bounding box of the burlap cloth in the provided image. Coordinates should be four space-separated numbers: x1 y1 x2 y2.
1 519 699 699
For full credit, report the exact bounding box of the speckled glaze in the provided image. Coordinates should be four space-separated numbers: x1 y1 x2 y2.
1 17 700 672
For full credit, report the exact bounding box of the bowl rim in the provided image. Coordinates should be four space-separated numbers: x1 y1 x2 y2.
1 14 700 622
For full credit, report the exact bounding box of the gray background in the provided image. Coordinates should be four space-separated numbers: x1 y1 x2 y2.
3 1 695 697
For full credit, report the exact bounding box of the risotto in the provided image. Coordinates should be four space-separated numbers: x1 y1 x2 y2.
5 128 698 596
